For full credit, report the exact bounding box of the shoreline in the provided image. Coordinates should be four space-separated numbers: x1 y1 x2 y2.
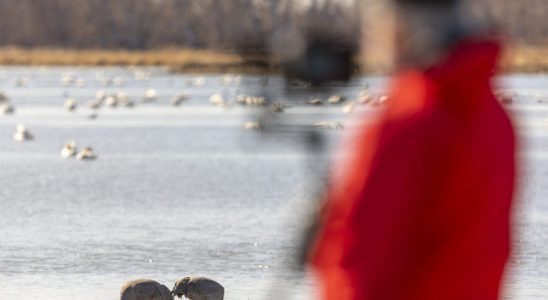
0 47 547 74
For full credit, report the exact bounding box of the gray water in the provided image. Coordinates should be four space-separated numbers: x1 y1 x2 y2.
0 67 546 300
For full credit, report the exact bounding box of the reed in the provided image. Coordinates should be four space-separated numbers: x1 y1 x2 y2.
1 46 547 74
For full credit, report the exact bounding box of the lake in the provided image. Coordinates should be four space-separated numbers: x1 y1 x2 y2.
0 67 546 299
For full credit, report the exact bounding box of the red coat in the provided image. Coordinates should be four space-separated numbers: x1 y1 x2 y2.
311 38 516 300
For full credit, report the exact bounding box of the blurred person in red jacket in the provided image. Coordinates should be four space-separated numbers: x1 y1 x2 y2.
309 0 516 300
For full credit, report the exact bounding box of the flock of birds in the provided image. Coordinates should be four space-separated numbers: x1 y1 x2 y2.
1 88 100 160
0 72 394 163
1 71 525 164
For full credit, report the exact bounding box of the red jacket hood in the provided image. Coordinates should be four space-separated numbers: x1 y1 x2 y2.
425 38 502 112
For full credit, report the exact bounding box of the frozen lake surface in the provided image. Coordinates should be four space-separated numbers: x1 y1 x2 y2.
0 67 546 299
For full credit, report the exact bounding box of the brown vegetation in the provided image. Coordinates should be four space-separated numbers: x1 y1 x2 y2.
0 0 546 73
0 45 546 74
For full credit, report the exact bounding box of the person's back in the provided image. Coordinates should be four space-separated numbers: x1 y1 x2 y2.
311 31 516 300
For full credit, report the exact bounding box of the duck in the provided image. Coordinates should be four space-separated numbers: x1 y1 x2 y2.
64 98 77 112
271 102 288 113
305 98 324 106
13 124 33 142
61 141 77 158
192 77 206 87
495 91 514 105
342 101 356 114
313 121 344 130
327 95 346 104
357 92 371 104
244 96 267 107
76 147 97 160
0 91 8 103
0 103 15 115
95 90 107 101
61 74 76 87
105 95 119 108
88 98 103 109
143 89 157 102
115 92 134 108
171 94 188 106
75 79 86 88
244 119 263 131
209 94 226 107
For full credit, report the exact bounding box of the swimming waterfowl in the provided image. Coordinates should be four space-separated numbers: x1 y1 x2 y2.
495 91 514 105
134 70 150 81
61 141 77 158
378 95 389 105
105 96 119 108
271 102 288 113
76 147 97 160
0 91 8 103
246 96 267 107
88 99 103 110
192 77 206 86
143 89 157 102
342 101 356 114
121 279 172 300
244 119 263 131
209 94 228 108
357 92 372 104
221 75 234 85
327 95 346 104
313 121 344 130
61 74 76 87
96 90 107 101
114 92 134 108
0 103 15 115
171 95 188 106
305 98 324 106
13 124 33 142
64 98 77 111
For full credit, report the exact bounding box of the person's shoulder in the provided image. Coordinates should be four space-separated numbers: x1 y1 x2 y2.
383 70 440 123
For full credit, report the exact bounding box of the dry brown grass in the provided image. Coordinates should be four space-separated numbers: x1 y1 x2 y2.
0 47 252 72
1 46 548 74
500 45 548 73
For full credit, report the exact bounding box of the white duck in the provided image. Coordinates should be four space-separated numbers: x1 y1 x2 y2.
313 121 344 130
327 95 346 104
76 147 97 160
61 141 77 158
143 89 157 102
244 118 263 131
305 98 324 106
13 124 33 142
0 103 15 115
64 98 77 112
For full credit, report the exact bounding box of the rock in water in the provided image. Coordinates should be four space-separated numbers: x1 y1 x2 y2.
172 277 224 300
121 279 172 300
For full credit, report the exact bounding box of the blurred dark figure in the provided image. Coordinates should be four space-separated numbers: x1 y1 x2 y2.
309 0 516 300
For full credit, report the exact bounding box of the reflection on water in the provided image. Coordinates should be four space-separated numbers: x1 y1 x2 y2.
0 67 546 299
